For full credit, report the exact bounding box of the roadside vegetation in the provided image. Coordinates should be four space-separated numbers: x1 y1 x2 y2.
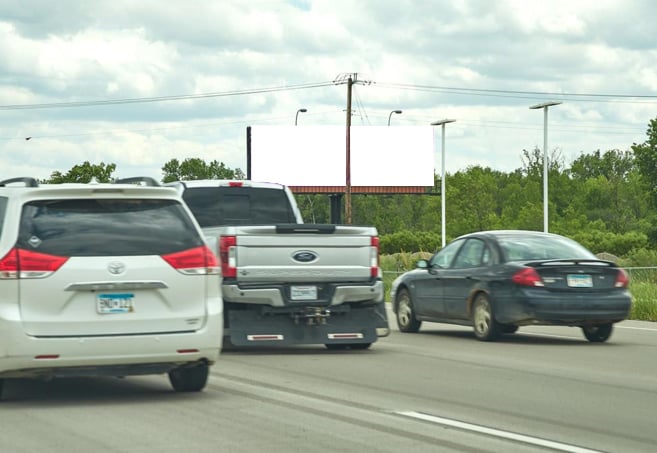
41 117 657 322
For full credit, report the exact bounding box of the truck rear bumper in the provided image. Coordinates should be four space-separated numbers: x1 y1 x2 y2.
227 301 389 347
222 280 384 307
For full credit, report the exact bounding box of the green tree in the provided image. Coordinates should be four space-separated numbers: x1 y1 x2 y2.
161 158 245 183
631 118 657 206
45 161 117 183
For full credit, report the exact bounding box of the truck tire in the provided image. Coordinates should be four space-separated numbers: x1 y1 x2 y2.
325 343 372 350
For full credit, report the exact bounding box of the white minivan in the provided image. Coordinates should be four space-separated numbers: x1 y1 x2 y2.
0 177 223 397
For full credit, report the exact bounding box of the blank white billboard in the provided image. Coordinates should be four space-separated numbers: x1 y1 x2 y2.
248 125 434 187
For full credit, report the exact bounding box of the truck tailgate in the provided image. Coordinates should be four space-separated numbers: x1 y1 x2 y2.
231 225 377 283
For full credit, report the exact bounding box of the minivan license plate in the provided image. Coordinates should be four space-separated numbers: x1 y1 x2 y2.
567 274 593 288
97 293 135 314
291 285 317 301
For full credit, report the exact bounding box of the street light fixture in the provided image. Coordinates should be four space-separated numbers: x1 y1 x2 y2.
529 101 561 233
431 119 456 248
387 109 402 126
295 108 307 126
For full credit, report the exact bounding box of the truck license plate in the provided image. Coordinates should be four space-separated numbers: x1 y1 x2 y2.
97 293 135 314
291 285 317 301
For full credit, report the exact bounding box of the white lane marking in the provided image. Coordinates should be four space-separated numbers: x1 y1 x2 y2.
617 325 657 332
396 411 605 453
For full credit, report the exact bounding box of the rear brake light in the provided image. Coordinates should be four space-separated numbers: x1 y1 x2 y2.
161 246 219 275
219 235 237 278
371 236 380 278
511 267 545 287
0 247 68 279
228 181 243 187
615 268 630 288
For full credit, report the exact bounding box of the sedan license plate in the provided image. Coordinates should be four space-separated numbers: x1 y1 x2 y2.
291 285 317 301
97 293 135 314
567 274 593 288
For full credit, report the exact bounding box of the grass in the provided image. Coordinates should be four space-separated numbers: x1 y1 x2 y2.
381 254 657 322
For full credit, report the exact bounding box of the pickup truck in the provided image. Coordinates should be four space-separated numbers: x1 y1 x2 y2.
166 179 390 349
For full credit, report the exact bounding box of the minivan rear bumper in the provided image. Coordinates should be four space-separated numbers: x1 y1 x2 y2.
0 313 223 379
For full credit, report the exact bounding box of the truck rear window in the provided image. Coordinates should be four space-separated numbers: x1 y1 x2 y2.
18 199 203 256
181 187 297 227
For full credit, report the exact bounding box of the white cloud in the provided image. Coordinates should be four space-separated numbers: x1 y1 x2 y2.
0 0 654 183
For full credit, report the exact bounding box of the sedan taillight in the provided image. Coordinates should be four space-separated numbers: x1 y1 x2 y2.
615 268 630 288
0 247 69 279
511 268 545 287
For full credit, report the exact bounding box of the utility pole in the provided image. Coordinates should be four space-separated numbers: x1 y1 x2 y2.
333 72 370 225
345 75 354 224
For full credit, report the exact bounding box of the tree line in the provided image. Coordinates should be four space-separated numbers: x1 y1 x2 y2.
41 118 657 262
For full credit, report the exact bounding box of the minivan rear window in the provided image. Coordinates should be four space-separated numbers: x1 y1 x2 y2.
182 187 296 227
18 199 203 256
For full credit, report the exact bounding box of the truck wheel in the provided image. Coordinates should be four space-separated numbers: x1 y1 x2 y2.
168 363 209 392
325 343 372 350
582 323 613 342
396 288 421 333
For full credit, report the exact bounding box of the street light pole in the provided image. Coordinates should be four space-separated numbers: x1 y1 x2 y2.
431 119 456 248
295 108 307 126
529 101 561 233
387 109 402 126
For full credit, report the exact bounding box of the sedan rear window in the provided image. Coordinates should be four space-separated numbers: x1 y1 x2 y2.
18 199 203 256
499 235 597 261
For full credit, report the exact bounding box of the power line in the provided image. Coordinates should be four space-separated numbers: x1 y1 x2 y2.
373 82 657 104
0 81 336 111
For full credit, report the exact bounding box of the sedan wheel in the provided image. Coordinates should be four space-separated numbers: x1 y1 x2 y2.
472 294 500 341
582 323 613 343
396 288 421 333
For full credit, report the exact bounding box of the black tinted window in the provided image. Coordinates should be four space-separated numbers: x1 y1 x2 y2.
18 199 203 256
0 196 7 237
182 187 296 227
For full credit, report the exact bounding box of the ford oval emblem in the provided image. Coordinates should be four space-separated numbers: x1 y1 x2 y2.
292 250 318 263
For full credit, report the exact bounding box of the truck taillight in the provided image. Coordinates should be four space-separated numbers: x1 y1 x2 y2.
371 236 380 278
0 247 69 279
219 235 237 278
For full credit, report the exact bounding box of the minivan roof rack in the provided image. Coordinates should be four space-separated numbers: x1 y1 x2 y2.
0 177 39 187
114 177 161 187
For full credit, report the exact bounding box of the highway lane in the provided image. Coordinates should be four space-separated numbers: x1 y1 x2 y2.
0 319 655 453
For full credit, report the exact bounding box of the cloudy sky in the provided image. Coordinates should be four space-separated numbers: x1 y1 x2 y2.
1 0 656 182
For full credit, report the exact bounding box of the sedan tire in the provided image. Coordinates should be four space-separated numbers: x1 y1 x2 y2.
582 323 613 343
396 288 422 333
472 294 501 341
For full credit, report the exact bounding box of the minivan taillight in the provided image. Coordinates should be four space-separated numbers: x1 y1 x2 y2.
371 236 380 278
511 267 545 287
219 235 237 278
161 245 220 275
0 247 69 279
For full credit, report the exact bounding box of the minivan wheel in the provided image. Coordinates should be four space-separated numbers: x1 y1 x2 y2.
472 294 500 341
168 363 209 392
396 288 421 333
582 323 613 343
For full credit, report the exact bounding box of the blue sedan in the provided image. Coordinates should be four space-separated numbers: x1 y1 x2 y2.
390 230 632 342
